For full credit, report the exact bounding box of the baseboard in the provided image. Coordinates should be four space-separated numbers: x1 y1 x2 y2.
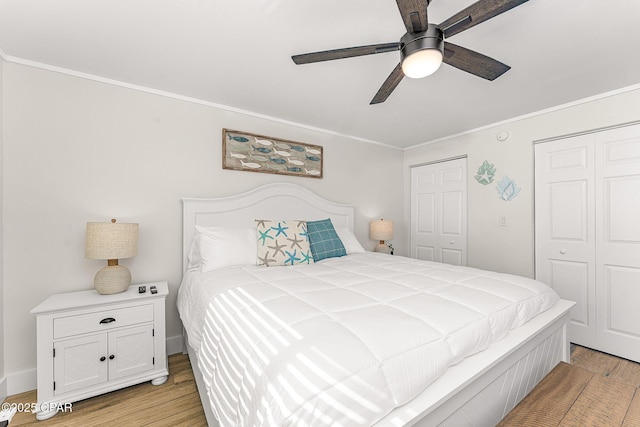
3 335 185 397
0 375 7 402
6 368 36 396
166 334 184 355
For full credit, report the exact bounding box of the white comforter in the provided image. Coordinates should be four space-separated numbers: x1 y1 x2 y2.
177 253 559 427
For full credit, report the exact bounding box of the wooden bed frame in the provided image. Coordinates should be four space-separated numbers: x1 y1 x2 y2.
180 183 574 426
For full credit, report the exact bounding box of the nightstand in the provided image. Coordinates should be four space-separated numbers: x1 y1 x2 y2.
31 282 169 420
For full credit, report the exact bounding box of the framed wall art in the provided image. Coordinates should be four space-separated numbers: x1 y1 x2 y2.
222 129 323 179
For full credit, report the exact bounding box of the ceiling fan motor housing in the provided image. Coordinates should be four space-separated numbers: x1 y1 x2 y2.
400 26 444 62
293 0 523 103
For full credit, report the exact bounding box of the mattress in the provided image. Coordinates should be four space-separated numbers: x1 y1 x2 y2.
177 252 559 426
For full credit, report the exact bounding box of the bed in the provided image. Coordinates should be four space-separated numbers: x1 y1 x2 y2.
177 183 573 426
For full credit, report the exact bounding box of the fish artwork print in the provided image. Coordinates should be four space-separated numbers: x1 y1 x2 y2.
223 129 322 178
254 138 273 146
273 149 292 157
240 160 261 169
252 146 272 154
249 154 269 162
228 135 249 143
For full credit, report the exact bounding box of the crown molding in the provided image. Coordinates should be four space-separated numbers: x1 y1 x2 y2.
2 54 402 151
405 82 640 151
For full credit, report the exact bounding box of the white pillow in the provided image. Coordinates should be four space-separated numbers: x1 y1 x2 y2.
186 233 202 269
335 227 366 254
196 226 257 272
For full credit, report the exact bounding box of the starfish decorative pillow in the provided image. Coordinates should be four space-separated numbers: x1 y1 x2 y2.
255 220 314 267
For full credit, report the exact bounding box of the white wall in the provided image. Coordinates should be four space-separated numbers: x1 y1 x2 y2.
7 56 638 395
1 62 404 385
404 86 640 278
0 55 6 396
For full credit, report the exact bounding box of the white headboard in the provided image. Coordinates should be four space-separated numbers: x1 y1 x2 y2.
182 183 355 271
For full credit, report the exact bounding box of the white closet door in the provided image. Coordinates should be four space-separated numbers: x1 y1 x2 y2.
410 158 467 265
535 134 597 347
535 123 640 361
595 125 640 361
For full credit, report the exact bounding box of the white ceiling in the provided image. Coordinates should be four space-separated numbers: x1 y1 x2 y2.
1 0 639 149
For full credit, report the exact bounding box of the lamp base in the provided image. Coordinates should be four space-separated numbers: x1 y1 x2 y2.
374 242 390 254
94 265 131 295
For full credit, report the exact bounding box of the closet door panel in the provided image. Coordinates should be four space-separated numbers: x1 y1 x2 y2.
595 124 640 361
414 192 436 261
411 159 467 265
604 176 640 245
549 180 588 241
535 134 597 347
605 265 640 337
548 259 589 326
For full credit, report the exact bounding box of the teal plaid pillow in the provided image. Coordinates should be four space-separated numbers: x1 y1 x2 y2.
307 218 346 261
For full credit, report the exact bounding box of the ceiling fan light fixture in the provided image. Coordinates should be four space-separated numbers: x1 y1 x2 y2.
402 49 443 78
400 27 444 79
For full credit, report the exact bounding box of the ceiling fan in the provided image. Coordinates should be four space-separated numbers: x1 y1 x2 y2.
292 0 530 104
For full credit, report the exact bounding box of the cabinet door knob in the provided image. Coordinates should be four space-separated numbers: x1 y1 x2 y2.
100 356 106 362
100 317 116 324
109 355 115 360
450 240 455 245
560 249 567 254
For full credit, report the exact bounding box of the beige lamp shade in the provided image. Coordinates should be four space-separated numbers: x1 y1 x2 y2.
370 219 393 241
86 220 138 259
370 219 393 253
86 219 138 295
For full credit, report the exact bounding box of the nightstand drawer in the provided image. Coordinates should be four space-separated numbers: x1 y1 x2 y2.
53 304 154 339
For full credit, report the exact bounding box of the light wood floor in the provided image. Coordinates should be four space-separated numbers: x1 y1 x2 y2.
499 346 640 426
4 353 207 426
4 345 640 426
571 344 640 388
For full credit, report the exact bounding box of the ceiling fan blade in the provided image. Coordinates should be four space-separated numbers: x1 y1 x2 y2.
443 43 510 80
370 63 405 105
292 43 400 65
440 0 529 39
396 0 430 33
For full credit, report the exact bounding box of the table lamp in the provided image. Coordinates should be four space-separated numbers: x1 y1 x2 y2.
370 218 393 253
85 219 138 294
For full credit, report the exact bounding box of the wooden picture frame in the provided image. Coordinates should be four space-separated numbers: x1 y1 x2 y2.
222 129 323 179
